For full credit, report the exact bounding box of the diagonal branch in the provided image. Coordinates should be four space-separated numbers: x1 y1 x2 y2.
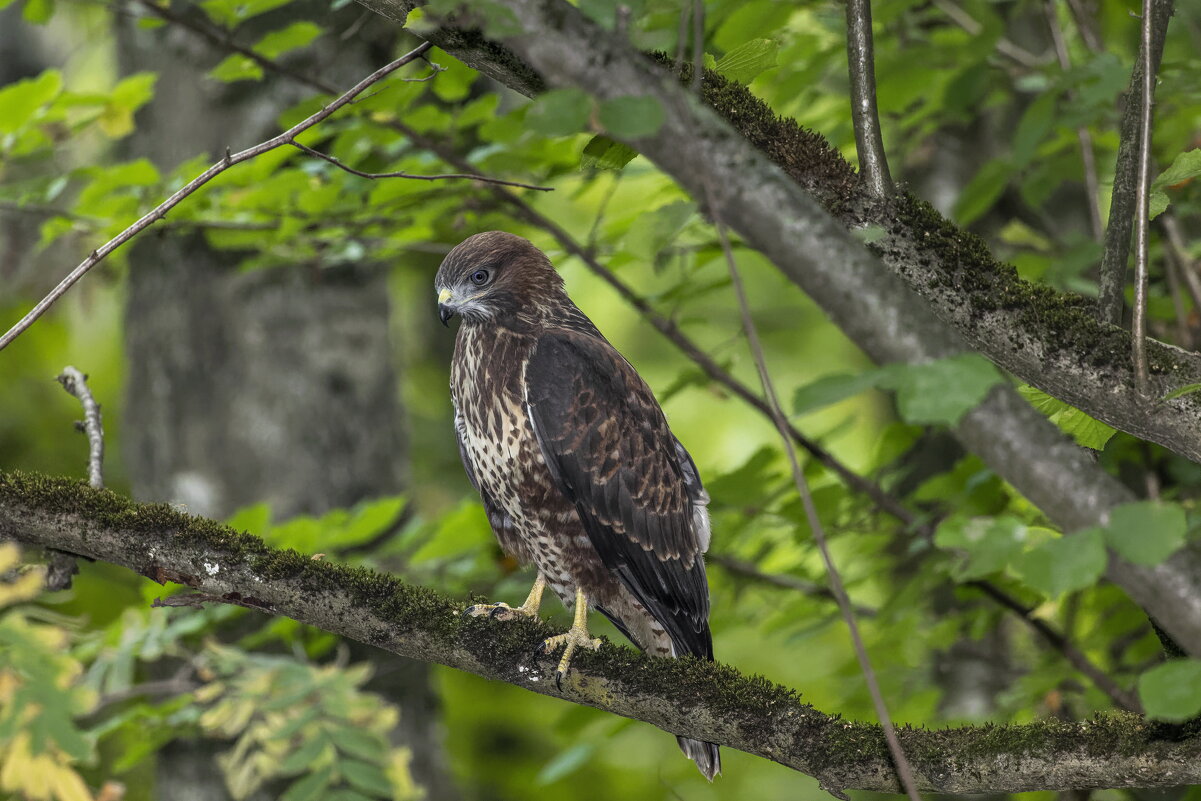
0 42 434 354
1 470 1196 795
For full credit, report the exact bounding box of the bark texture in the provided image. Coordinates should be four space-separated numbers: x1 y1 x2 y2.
3 472 1200 796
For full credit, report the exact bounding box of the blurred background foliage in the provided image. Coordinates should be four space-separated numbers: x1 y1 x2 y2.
1 0 1201 799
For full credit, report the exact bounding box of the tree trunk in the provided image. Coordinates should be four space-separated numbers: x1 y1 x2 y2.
116 6 458 798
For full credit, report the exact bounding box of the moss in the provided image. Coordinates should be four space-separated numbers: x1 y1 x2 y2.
643 55 1199 384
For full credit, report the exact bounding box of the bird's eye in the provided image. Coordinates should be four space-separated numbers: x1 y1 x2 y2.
470 269 490 286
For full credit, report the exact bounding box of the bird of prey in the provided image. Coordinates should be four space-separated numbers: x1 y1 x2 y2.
436 231 720 780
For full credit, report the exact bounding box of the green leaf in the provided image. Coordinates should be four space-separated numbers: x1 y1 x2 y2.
715 39 780 84
1138 659 1201 722
0 69 62 135
209 55 265 84
1011 528 1106 597
255 22 323 59
525 89 591 137
1101 501 1186 566
341 760 393 797
1152 149 1201 189
598 95 664 139
954 158 1013 226
98 72 157 137
1012 91 1057 167
881 353 1002 425
199 0 291 27
623 201 694 262
22 0 53 23
934 515 1029 579
1017 385 1117 450
282 767 335 801
580 135 638 170
792 370 885 416
1149 189 1170 221
332 727 387 763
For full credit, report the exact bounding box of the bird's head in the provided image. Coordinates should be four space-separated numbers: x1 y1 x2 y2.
434 231 565 326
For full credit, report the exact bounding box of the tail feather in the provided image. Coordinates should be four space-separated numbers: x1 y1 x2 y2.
677 736 722 781
596 603 722 780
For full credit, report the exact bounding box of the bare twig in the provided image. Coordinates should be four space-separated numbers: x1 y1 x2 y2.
964 581 1141 712
705 181 921 801
45 366 106 591
56 367 105 489
1163 243 1194 348
0 42 433 354
711 554 877 617
1131 0 1160 393
1065 0 1103 52
690 0 703 95
1097 0 1175 326
288 140 553 191
1163 215 1201 314
845 0 892 198
931 0 1042 68
1044 0 1102 241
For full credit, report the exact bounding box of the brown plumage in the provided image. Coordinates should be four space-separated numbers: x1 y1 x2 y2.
435 231 720 780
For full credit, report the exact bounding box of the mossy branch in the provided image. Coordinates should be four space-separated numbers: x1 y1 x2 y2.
3 470 1200 794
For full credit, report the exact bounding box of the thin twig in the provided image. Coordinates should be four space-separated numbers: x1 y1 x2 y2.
288 140 553 191
704 180 922 801
56 367 104 489
711 554 878 617
1097 0 1175 326
1131 0 1159 393
1044 0 1102 240
1065 0 1103 52
0 42 433 354
931 0 1042 68
1163 243 1193 348
690 0 703 95
1163 215 1201 315
964 581 1141 712
845 0 893 198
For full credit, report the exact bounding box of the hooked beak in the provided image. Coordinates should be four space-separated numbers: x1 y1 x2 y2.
437 288 455 327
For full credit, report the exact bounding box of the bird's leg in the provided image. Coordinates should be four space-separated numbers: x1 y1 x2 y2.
464 574 546 620
538 587 602 688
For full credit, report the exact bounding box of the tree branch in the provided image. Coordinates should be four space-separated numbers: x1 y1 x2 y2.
2 471 1197 794
1097 0 1175 326
845 0 892 198
0 42 434 354
1131 0 1162 393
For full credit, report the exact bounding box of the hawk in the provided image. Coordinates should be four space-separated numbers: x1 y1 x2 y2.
436 231 720 779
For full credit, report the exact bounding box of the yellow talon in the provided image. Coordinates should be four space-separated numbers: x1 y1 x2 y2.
464 575 546 620
540 587 601 687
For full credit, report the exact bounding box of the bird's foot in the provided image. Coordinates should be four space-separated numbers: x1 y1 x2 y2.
462 600 539 621
463 575 547 621
538 623 601 689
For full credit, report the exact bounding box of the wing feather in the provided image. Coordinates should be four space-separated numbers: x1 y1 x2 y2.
525 329 713 659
